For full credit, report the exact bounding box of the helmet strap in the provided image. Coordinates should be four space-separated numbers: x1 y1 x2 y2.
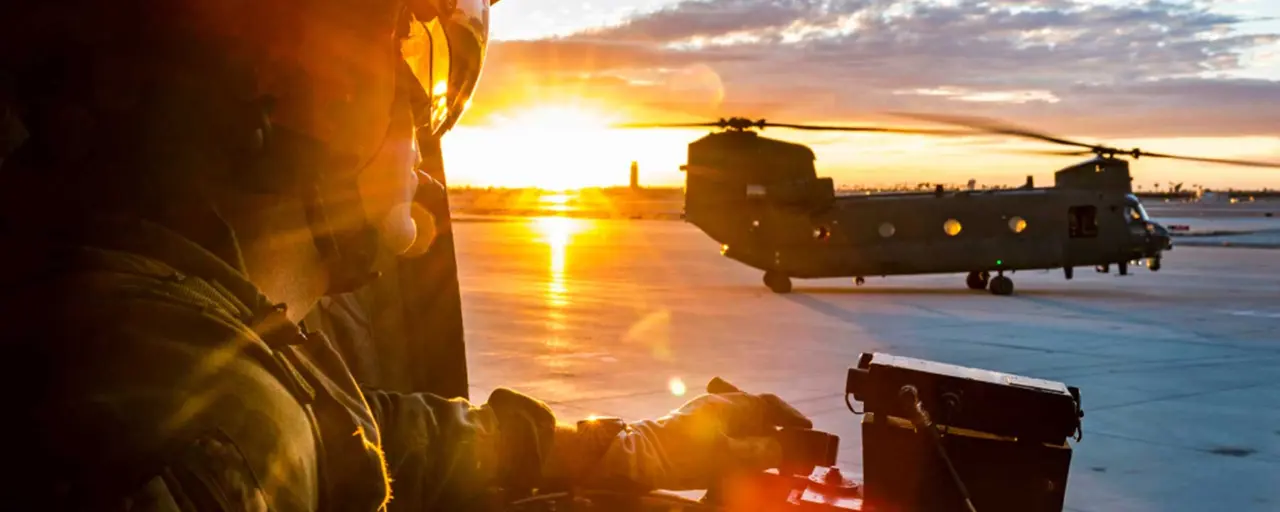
302 176 383 295
236 103 384 296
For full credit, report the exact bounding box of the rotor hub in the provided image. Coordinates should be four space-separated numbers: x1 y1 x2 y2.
717 117 767 131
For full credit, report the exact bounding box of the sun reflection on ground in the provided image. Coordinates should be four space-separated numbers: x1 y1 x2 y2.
532 216 589 373
536 216 585 277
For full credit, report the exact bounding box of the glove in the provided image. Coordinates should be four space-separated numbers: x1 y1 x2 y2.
542 384 813 491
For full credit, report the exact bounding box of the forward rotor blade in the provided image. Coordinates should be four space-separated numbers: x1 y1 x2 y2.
763 122 972 136
890 112 1097 150
1137 151 1280 169
894 112 1280 168
1006 145 1280 168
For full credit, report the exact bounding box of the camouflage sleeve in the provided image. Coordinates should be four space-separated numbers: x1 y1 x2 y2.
361 387 560 511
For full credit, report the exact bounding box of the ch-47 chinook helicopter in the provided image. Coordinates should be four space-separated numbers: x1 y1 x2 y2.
619 114 1280 295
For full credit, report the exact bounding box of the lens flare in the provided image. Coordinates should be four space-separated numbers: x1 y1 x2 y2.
669 377 687 397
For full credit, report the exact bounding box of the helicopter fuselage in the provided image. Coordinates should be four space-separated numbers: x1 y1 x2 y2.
709 186 1170 280
679 130 1172 293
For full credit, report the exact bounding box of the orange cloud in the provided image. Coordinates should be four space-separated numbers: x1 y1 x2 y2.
471 0 1280 139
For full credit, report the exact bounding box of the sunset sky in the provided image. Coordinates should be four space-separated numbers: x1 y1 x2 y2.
442 0 1280 190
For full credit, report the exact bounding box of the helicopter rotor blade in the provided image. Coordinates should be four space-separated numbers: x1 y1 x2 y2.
762 122 973 136
611 122 726 129
895 112 1280 169
1133 151 1280 169
613 118 974 135
888 112 1099 150
1008 147 1280 168
1005 149 1096 157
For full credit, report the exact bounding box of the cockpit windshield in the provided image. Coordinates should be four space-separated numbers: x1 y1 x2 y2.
1124 194 1151 223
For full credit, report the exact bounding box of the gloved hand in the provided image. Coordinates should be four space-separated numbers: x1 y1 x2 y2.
542 384 813 491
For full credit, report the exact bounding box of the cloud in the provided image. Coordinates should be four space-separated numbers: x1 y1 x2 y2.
575 0 832 43
895 87 1062 104
472 0 1280 138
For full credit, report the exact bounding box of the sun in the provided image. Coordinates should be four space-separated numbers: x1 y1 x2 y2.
442 104 691 190
484 105 617 191
491 105 615 133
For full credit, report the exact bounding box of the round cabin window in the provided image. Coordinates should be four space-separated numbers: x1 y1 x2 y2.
943 219 962 236
878 222 896 238
1008 216 1027 233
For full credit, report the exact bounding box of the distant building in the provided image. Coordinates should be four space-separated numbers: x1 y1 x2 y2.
1200 190 1229 203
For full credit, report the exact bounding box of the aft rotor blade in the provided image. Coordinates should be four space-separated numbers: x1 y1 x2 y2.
890 112 1098 150
764 122 972 136
612 122 724 129
1005 149 1096 157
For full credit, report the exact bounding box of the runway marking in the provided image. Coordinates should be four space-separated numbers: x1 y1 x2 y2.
1221 310 1280 319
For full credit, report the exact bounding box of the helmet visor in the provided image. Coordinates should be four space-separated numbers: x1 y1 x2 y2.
401 0 489 137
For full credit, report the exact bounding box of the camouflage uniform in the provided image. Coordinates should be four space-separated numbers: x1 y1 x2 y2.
2 215 557 511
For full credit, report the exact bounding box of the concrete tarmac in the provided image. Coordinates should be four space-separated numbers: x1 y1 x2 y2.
456 217 1280 512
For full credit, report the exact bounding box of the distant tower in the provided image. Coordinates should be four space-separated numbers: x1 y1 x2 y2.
630 161 640 190
967 179 976 191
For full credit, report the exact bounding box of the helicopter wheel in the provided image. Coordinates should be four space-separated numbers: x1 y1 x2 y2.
965 271 989 290
764 271 792 294
1063 266 1074 280
989 275 1014 296
1096 264 1109 273
1149 256 1162 272
855 276 866 286
1118 261 1129 276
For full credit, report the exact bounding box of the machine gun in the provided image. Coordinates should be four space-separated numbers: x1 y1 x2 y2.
506 353 1084 512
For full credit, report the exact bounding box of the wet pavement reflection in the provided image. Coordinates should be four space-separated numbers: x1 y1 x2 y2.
456 216 1280 512
534 216 583 376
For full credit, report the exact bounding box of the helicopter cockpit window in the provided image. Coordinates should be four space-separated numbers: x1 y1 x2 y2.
1125 194 1151 222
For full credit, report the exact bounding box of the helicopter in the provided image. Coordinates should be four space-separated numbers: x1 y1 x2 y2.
618 114 1280 295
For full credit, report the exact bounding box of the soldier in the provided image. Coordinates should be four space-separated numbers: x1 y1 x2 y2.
0 0 811 510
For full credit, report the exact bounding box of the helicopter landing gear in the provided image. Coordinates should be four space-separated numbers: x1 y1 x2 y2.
1149 256 1162 272
764 271 792 294
1064 266 1074 280
854 276 865 286
989 273 1014 296
1118 260 1129 276
965 271 989 290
